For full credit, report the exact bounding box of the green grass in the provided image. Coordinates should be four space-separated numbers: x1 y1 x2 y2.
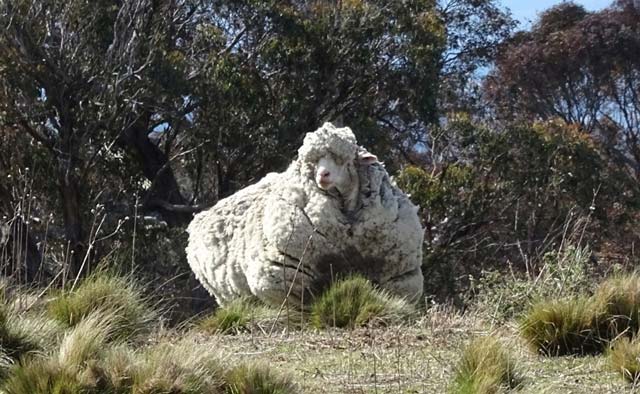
0 303 62 361
310 276 414 329
0 274 297 393
519 296 606 356
519 272 640 356
450 335 521 394
56 311 116 367
226 363 297 394
608 337 640 384
2 315 296 394
47 270 156 341
3 358 85 394
592 273 640 338
126 340 226 393
2 311 116 394
6 257 640 392
197 297 263 335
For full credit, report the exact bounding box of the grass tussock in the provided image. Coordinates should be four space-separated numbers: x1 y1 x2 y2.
3 309 118 394
197 297 264 335
450 335 521 394
56 311 116 367
1 306 290 394
127 340 226 393
609 337 640 384
519 296 605 356
520 272 640 356
0 303 62 361
226 363 297 394
310 276 414 329
592 273 640 338
3 358 85 394
47 270 156 341
0 269 297 392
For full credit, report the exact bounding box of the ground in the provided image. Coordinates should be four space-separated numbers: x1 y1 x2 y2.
191 307 634 393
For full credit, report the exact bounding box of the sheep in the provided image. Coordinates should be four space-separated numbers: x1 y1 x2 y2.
186 122 424 307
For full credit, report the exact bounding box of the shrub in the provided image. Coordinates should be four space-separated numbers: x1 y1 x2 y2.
450 335 520 394
519 296 607 356
396 117 638 302
226 363 297 394
47 271 155 341
310 276 414 329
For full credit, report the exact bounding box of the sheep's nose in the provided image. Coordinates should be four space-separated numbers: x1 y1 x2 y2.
319 169 330 178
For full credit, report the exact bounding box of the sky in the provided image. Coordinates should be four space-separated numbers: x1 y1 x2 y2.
501 0 612 27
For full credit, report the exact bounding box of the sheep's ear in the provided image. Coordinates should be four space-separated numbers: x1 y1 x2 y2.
358 151 378 165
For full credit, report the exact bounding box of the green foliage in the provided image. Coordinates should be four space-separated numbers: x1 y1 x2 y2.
609 337 640 384
397 116 636 300
310 276 414 329
226 363 297 394
47 271 155 341
396 164 473 221
450 336 520 394
487 1 640 184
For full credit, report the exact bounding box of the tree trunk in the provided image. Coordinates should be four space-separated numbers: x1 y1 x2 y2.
59 171 86 277
120 115 191 226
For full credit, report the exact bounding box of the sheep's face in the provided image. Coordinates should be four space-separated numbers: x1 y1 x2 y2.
315 151 379 197
315 154 354 194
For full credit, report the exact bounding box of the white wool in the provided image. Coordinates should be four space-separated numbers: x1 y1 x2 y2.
186 123 424 306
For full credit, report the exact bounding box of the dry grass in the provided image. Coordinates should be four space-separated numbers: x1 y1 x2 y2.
198 314 628 393
2 259 639 392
